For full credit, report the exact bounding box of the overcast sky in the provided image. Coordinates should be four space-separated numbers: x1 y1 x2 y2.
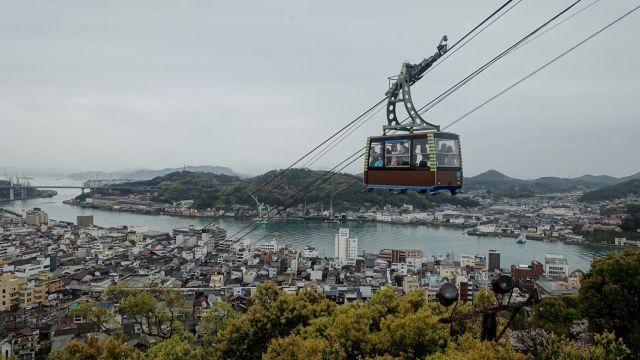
1 0 639 179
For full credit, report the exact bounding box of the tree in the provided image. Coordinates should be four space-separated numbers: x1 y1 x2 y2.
108 285 191 340
198 302 237 346
68 302 118 334
531 296 581 337
579 250 640 354
212 282 336 360
47 336 143 360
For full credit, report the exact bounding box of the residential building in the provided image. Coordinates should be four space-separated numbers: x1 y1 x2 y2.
378 249 423 264
488 250 501 272
511 261 544 290
0 329 40 360
334 228 357 262
76 215 94 227
0 274 26 311
545 254 569 278
25 208 48 227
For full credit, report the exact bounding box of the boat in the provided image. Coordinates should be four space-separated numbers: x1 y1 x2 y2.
516 232 527 244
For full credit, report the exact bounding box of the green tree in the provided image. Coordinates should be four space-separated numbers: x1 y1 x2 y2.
198 302 238 346
531 296 581 337
212 282 335 360
579 250 640 354
68 302 118 334
108 285 191 340
47 336 142 360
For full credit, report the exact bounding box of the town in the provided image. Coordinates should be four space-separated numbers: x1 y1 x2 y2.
0 195 635 358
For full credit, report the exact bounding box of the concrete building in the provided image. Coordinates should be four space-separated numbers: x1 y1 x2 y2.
0 329 40 360
488 250 501 272
378 249 424 264
0 274 26 311
544 254 569 278
511 261 544 291
334 228 357 262
460 254 475 268
76 215 94 227
25 208 48 227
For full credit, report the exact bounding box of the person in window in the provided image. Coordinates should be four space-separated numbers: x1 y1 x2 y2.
391 144 401 166
374 157 384 167
418 145 429 168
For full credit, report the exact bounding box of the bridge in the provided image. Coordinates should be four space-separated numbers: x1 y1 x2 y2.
0 184 161 201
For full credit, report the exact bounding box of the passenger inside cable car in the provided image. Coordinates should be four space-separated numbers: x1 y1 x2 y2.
364 132 463 195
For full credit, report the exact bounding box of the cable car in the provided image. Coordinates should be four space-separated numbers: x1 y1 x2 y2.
364 35 463 195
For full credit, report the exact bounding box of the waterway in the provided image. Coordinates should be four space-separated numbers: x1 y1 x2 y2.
1 177 621 271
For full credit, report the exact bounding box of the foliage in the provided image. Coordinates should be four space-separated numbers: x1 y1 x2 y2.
515 331 629 360
426 333 527 360
48 336 143 360
270 287 452 359
145 333 205 360
212 282 336 360
580 178 640 202
68 302 118 334
579 249 640 354
198 301 238 346
91 170 479 211
531 296 581 337
104 285 191 340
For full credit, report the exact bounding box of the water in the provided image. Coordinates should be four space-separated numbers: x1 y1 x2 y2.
2 177 619 271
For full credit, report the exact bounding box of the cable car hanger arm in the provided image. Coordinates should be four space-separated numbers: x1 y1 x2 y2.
385 35 448 133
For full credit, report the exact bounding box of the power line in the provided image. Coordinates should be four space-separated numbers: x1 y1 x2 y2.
422 0 524 78
442 3 640 131
513 0 604 52
413 0 583 119
173 0 534 256
230 0 628 252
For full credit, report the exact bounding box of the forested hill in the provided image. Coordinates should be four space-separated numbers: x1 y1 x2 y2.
580 178 640 202
465 169 634 198
103 170 478 210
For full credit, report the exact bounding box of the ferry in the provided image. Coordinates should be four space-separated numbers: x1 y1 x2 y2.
516 232 527 244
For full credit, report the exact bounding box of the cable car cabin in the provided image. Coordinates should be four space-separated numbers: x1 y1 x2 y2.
364 132 463 195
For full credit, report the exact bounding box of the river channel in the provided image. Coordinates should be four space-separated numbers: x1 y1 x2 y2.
1 177 620 271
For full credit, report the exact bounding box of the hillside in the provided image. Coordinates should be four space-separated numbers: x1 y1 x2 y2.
465 170 626 197
94 170 478 210
580 178 640 202
68 165 249 181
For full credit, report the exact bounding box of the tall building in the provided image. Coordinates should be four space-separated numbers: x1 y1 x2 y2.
76 215 94 227
544 254 569 278
25 208 48 227
334 228 357 262
488 250 501 272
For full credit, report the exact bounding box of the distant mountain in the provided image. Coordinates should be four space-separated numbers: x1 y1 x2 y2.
68 165 250 181
580 179 640 202
575 174 620 185
619 171 640 182
465 170 631 197
87 170 479 210
469 170 520 182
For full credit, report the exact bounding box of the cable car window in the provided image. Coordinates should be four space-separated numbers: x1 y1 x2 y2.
368 141 384 168
412 138 429 169
385 139 410 167
435 138 460 167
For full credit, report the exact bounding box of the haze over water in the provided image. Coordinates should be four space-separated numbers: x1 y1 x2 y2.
2 177 619 272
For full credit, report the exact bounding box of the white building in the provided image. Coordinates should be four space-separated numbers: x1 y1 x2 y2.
302 246 319 258
25 208 48 227
334 228 358 262
544 253 569 278
259 240 279 252
460 254 475 268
